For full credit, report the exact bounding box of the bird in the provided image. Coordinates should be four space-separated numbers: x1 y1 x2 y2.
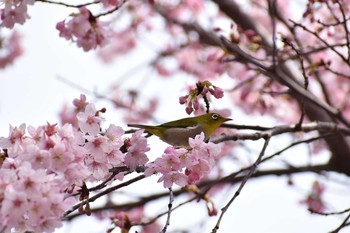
127 112 231 146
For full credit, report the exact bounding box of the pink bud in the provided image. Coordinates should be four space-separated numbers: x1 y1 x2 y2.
179 95 188 105
210 86 224 98
185 104 193 115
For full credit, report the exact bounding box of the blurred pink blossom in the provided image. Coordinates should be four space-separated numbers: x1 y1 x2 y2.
0 32 23 69
145 133 221 188
77 103 104 136
0 0 34 28
124 130 150 170
300 181 326 212
56 7 109 52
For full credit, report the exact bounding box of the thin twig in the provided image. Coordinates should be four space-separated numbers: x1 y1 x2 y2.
220 123 272 131
63 174 145 218
140 192 199 226
261 133 336 163
161 188 174 233
310 206 350 216
95 0 128 18
335 0 350 62
290 19 347 63
35 0 97 8
211 137 271 233
268 0 278 68
329 212 350 233
281 39 308 128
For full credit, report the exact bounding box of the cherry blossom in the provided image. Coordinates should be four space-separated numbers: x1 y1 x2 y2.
97 29 137 63
179 81 224 114
0 31 23 69
0 161 72 232
300 181 326 212
0 123 26 154
145 133 221 188
56 7 109 51
174 44 226 80
0 0 34 28
60 94 89 127
76 103 104 136
0 97 133 232
124 130 150 171
99 0 123 8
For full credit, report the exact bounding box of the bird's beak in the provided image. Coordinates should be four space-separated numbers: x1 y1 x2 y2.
224 117 232 122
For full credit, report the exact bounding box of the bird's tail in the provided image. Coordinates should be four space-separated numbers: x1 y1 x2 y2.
127 124 147 129
127 124 161 137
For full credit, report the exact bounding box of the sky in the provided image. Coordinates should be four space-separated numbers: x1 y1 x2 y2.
1 2 350 233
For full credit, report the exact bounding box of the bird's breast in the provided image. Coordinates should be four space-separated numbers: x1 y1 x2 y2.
162 124 205 146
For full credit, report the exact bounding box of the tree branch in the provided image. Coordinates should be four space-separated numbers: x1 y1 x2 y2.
64 164 329 221
214 121 350 144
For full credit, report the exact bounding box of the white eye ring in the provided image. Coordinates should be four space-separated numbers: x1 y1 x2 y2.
212 113 219 120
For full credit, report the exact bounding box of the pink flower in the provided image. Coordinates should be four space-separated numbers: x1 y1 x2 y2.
188 132 206 150
179 81 225 114
0 0 34 28
185 103 194 115
145 138 220 188
159 171 188 188
84 135 110 163
21 144 50 169
0 160 71 233
85 155 110 180
1 188 28 227
209 86 224 98
186 133 220 183
73 94 88 111
179 92 200 115
59 95 88 127
165 0 204 21
124 130 150 170
57 124 83 145
179 95 188 105
175 44 225 79
185 158 211 184
27 125 44 142
49 143 75 172
99 0 123 8
154 63 174 77
77 103 103 136
56 7 109 52
300 181 326 212
0 31 23 69
0 123 26 154
97 29 136 63
105 124 124 145
148 146 187 175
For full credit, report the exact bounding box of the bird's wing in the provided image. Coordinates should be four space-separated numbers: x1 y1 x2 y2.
159 118 198 128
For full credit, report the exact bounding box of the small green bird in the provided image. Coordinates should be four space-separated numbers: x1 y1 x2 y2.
128 113 231 146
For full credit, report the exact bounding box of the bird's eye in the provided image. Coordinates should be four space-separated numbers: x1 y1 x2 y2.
212 113 219 120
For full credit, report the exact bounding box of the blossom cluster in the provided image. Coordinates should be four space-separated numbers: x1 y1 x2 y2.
106 207 162 233
0 93 223 232
0 95 150 232
179 80 224 114
0 0 34 28
145 133 220 188
300 180 325 212
56 7 108 52
0 31 23 69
